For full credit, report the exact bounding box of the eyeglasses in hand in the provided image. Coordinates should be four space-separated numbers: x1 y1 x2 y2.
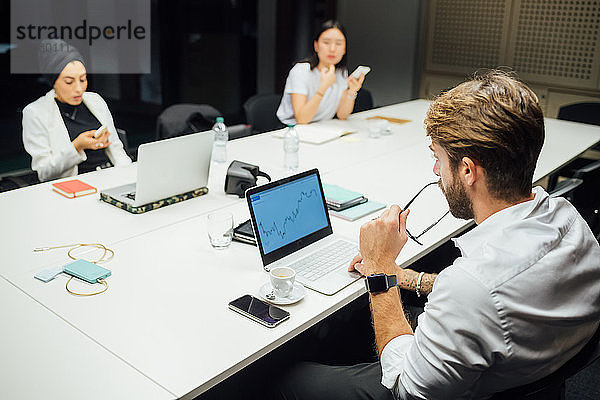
402 181 450 246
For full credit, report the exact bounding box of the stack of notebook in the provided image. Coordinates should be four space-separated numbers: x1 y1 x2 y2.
323 184 367 211
323 184 385 221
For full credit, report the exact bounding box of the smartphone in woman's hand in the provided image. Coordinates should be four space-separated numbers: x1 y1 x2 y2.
93 125 107 138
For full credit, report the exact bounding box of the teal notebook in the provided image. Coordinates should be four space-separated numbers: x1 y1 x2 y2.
322 183 364 207
329 200 386 221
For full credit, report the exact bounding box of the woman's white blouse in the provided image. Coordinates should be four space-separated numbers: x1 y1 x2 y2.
276 62 348 125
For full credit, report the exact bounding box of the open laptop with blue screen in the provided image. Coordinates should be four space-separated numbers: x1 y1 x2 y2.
246 169 361 295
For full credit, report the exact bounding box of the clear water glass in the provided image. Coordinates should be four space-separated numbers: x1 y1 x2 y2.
207 212 233 248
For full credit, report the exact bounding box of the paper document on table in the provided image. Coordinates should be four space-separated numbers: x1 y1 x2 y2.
272 123 356 144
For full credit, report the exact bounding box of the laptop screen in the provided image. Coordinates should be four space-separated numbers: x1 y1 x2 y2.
246 169 333 266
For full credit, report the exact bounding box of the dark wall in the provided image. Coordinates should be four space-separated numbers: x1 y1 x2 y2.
158 0 258 121
274 0 336 94
0 0 338 174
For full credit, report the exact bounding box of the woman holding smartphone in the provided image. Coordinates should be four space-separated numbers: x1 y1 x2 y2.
22 40 131 182
276 20 366 125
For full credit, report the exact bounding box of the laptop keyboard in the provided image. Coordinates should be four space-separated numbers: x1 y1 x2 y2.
288 240 357 281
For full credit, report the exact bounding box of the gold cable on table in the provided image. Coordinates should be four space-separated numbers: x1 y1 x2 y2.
65 276 109 296
33 243 114 296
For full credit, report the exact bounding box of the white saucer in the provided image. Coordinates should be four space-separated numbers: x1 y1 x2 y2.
259 282 306 305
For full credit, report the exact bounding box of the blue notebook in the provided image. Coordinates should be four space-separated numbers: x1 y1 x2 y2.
322 183 364 207
329 200 386 221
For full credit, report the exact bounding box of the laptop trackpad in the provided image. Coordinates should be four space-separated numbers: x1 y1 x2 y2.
337 268 361 280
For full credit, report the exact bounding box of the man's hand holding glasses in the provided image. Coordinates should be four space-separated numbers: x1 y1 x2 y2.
354 205 410 277
402 181 450 246
349 181 449 297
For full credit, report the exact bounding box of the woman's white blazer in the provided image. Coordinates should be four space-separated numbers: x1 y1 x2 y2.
22 89 131 182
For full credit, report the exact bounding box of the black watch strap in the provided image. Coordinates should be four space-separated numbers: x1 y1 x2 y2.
365 273 397 293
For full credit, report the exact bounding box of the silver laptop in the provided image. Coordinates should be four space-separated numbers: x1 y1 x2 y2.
246 169 361 295
101 131 213 207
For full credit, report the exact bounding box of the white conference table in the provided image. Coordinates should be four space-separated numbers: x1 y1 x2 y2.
0 101 428 277
2 100 599 399
0 276 173 400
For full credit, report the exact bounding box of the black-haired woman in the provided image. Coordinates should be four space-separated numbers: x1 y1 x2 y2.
276 20 366 125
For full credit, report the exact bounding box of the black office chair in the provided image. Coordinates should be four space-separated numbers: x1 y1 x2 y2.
353 88 373 113
491 325 600 400
548 177 583 199
156 104 221 140
557 102 600 127
567 160 600 237
243 94 284 134
156 103 252 141
0 170 39 192
545 159 599 238
547 102 600 191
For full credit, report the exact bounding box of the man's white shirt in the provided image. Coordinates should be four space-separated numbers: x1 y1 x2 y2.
381 186 600 399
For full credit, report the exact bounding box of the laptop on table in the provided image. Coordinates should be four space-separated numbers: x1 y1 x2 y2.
246 169 361 295
100 131 213 213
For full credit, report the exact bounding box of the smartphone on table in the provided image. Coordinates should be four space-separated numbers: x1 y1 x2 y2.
228 294 290 328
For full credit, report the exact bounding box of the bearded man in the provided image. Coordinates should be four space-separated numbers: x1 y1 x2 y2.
275 71 600 400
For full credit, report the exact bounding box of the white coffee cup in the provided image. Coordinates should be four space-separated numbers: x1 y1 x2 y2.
270 266 296 298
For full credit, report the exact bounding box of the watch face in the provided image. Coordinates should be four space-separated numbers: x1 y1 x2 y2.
367 274 388 293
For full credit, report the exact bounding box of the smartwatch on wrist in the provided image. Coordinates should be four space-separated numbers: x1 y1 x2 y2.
365 273 397 294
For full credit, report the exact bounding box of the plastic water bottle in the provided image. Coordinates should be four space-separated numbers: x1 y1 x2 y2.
212 117 228 163
283 124 299 171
